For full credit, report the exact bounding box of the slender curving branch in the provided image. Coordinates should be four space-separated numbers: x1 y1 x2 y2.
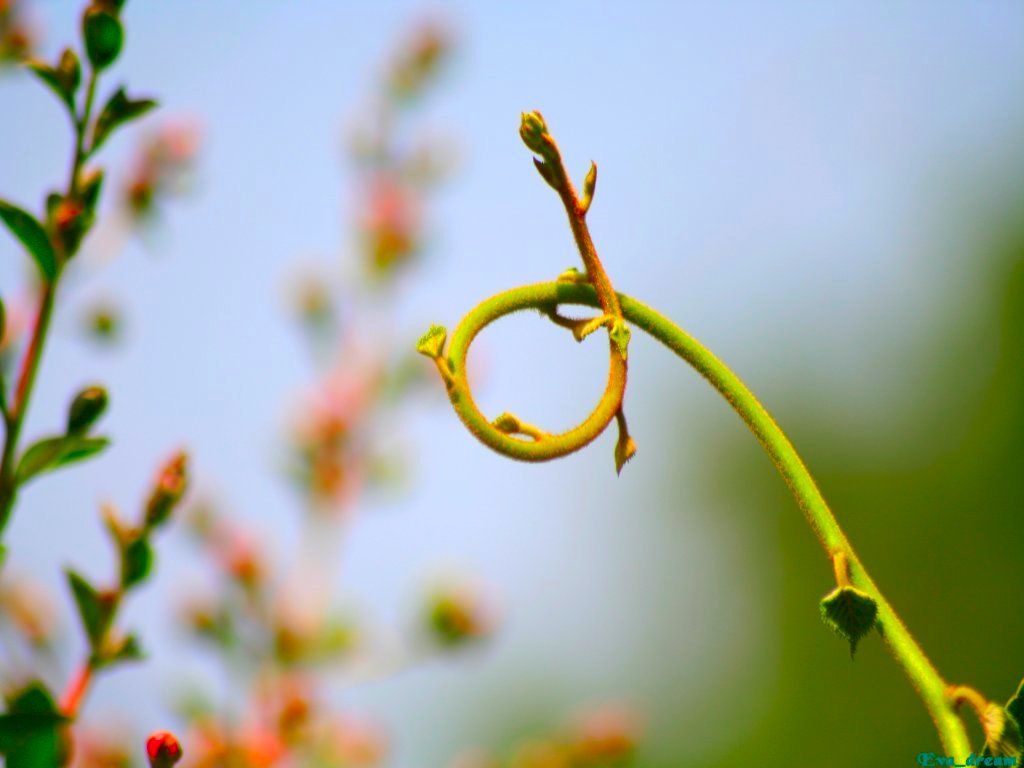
418 111 978 760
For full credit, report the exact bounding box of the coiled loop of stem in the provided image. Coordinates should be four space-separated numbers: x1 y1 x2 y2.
418 110 635 470
422 282 627 463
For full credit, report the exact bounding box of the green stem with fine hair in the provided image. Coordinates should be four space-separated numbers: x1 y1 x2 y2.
419 111 977 760
435 280 972 758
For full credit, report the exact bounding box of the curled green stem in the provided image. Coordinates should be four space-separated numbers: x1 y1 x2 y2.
422 111 973 759
429 280 972 759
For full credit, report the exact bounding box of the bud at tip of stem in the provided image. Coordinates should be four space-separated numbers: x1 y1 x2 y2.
67 385 108 434
145 451 188 529
519 111 549 155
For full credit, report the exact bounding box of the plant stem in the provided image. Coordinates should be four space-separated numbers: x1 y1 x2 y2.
439 280 971 758
59 660 94 718
70 71 98 195
0 279 58 536
0 67 100 543
614 287 971 758
60 586 124 718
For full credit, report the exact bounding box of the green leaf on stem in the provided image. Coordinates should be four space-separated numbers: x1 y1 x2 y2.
82 7 123 71
0 681 67 768
981 678 1024 759
0 200 57 281
1008 680 1024 738
25 48 80 112
819 585 878 658
15 435 110 485
91 87 157 153
66 569 116 650
120 535 152 589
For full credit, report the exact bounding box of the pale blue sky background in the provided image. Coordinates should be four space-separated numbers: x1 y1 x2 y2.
2 2 1023 765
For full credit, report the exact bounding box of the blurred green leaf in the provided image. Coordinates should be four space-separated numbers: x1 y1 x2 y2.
66 569 115 650
0 200 57 280
1008 681 1024 741
95 632 143 669
120 535 152 589
25 49 80 113
982 678 1024 759
819 585 878 658
0 681 67 768
91 87 156 153
82 7 122 71
16 434 110 485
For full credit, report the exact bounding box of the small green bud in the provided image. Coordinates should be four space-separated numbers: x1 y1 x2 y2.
58 48 81 93
144 451 188 529
492 412 521 434
609 320 631 360
67 385 108 434
82 6 124 71
424 580 494 648
519 111 549 155
556 266 585 284
416 324 447 359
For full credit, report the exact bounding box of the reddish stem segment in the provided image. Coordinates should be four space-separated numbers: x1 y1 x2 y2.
59 662 94 718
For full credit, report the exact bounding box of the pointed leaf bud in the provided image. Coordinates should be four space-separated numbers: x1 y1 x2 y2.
519 111 549 155
609 320 631 360
580 161 597 214
144 451 188 530
614 432 636 476
58 48 81 93
416 324 447 360
67 385 108 434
